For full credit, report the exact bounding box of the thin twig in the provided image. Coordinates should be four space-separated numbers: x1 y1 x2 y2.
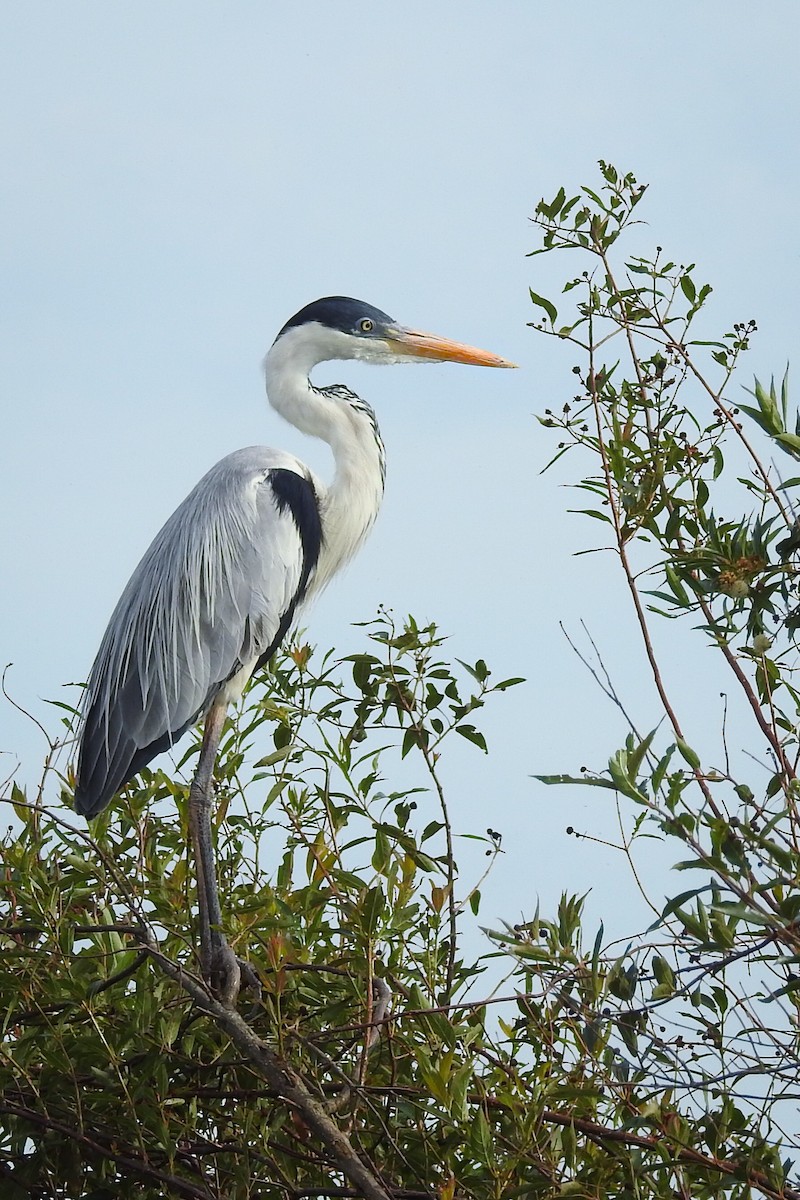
584 304 723 822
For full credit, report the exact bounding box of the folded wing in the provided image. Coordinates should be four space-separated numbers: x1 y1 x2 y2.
74 447 322 817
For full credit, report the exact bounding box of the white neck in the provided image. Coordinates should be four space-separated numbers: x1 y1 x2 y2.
263 327 386 590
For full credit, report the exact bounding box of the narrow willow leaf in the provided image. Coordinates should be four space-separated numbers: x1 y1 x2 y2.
533 773 616 790
675 738 701 770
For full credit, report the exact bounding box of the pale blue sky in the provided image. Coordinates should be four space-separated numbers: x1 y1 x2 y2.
2 3 799 932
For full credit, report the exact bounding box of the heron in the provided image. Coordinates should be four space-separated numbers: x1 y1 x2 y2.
73 296 515 1004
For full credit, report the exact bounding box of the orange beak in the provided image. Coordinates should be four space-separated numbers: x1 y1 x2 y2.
385 326 517 368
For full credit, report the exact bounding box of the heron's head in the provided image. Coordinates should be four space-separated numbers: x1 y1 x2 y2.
272 296 517 371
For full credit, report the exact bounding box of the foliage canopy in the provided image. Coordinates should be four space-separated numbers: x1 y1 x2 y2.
2 165 800 1199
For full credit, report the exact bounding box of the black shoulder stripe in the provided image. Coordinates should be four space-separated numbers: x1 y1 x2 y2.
268 469 323 595
254 470 323 673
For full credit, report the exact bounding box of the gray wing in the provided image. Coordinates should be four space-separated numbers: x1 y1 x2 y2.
74 447 322 817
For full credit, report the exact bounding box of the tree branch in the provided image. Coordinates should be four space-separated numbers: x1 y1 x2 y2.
138 933 393 1200
0 1102 214 1200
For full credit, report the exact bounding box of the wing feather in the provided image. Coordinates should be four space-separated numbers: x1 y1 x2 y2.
74 447 321 817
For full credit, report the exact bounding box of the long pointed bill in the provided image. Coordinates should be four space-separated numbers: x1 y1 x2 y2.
385 326 517 368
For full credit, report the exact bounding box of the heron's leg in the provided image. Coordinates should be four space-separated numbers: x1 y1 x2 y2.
188 701 241 1005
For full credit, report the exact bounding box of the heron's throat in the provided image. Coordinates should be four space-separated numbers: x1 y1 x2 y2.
320 424 385 591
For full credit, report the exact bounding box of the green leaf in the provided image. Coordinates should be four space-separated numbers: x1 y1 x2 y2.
569 508 613 524
11 782 30 824
533 773 616 790
675 738 701 770
776 432 800 458
652 885 712 929
495 676 525 691
665 564 691 607
528 288 558 325
652 954 676 992
352 656 373 692
371 826 391 873
361 885 385 934
455 724 487 752
627 727 658 778
710 900 775 927
763 978 800 1002
456 657 489 684
608 750 648 802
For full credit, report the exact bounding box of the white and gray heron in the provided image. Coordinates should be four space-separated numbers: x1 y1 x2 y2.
73 296 515 1003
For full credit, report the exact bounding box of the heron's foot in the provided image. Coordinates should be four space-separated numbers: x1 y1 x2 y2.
207 939 262 1010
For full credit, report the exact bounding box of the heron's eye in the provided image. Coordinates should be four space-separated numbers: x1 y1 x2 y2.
359 318 374 334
